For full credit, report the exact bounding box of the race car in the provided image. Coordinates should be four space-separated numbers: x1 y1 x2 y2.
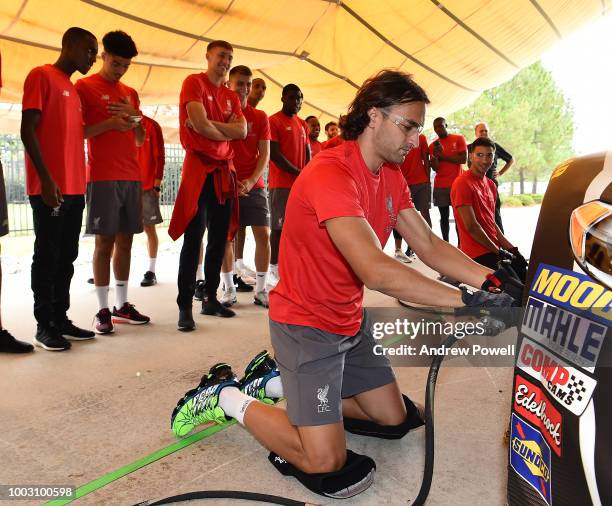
508 151 611 505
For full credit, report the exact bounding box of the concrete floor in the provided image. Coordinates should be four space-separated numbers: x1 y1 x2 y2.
0 206 538 505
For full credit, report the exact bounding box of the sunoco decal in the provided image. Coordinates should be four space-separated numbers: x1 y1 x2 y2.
510 413 552 506
514 375 563 456
529 264 611 325
522 296 605 371
517 338 597 416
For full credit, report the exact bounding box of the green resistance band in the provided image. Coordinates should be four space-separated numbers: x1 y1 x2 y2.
45 419 237 505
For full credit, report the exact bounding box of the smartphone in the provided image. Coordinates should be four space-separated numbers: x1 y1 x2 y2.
129 115 143 123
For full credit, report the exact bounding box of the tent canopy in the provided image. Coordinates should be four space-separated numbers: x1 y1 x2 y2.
0 0 607 141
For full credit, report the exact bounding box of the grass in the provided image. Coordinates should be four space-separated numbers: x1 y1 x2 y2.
500 194 543 207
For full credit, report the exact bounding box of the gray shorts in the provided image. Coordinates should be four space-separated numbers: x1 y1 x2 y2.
270 309 395 427
409 183 431 212
269 188 291 231
86 180 143 235
239 187 270 227
142 189 163 226
0 161 8 237
433 186 451 207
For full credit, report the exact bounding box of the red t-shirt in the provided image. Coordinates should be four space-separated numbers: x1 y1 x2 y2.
268 112 308 189
400 134 429 186
75 74 141 182
322 135 344 150
309 139 322 157
232 104 270 189
179 73 243 161
23 65 86 195
429 133 467 188
138 116 165 191
269 141 414 335
451 171 498 258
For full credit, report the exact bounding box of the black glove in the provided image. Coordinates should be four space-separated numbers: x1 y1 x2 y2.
498 248 515 262
455 286 521 330
481 264 525 302
508 247 528 283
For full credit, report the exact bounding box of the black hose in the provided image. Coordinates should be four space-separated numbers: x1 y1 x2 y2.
411 334 458 506
134 490 308 505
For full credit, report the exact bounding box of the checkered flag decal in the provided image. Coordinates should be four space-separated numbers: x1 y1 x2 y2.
567 375 587 402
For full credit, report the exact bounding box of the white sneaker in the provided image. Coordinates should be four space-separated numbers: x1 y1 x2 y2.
267 269 279 289
254 290 269 308
394 249 412 263
220 288 237 307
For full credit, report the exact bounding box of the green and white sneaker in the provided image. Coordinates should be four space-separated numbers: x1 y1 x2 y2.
171 363 240 437
240 350 280 405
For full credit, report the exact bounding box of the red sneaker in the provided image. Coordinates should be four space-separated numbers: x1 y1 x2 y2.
112 303 151 325
94 308 115 335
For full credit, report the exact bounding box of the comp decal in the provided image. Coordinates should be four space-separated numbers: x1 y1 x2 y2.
529 264 611 326
514 375 563 456
521 296 606 372
517 338 597 416
510 413 552 506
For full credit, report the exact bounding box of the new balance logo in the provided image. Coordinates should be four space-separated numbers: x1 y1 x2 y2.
274 456 286 464
62 90 70 97
243 377 263 398
93 217 101 229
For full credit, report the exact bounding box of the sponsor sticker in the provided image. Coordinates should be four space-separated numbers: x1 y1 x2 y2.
510 413 552 506
529 264 611 325
514 375 563 456
517 338 597 416
521 296 606 371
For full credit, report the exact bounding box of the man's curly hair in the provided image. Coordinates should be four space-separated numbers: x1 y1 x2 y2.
339 69 429 140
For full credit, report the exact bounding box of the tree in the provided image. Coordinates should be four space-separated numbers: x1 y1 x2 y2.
447 62 574 194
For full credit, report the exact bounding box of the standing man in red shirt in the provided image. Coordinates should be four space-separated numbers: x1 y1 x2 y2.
137 115 165 287
76 31 150 335
169 40 246 331
20 27 98 351
429 117 467 243
452 137 527 280
305 116 322 157
171 70 520 499
267 84 310 287
219 65 271 308
394 133 431 261
247 78 266 109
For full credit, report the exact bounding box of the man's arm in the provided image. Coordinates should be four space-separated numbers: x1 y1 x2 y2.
210 114 247 140
495 143 513 177
495 224 514 250
185 101 230 141
84 115 136 139
325 214 465 307
455 205 499 253
305 142 311 165
395 207 492 287
270 141 300 176
240 139 270 195
439 150 467 164
20 109 62 207
498 158 514 177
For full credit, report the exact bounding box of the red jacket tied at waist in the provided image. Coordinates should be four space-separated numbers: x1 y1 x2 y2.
168 150 239 241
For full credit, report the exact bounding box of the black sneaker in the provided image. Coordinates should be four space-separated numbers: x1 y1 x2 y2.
234 274 254 293
194 280 206 301
59 318 95 341
34 325 71 351
201 297 236 318
141 271 157 287
178 307 196 332
0 329 34 353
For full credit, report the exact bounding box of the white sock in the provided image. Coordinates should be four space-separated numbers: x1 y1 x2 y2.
219 386 254 425
221 271 235 291
269 264 278 276
96 286 109 311
265 375 283 398
236 259 245 271
197 264 204 281
148 257 157 273
256 271 267 293
115 280 128 308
